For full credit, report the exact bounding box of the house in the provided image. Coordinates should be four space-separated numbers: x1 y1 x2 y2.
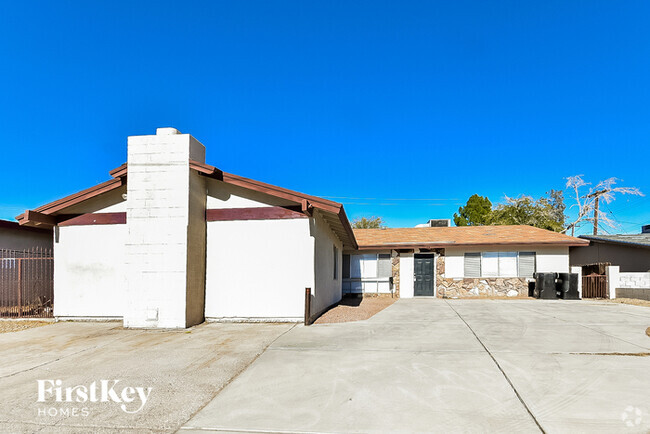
0 219 52 251
16 128 354 328
347 226 588 298
15 128 588 328
570 226 650 272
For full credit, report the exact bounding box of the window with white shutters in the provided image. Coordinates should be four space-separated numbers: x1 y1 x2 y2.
518 252 536 278
464 253 481 277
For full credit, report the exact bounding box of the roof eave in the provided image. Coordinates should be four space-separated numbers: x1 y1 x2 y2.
356 240 589 250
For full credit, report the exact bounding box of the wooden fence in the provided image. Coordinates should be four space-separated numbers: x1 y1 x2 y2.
582 274 607 298
0 248 53 317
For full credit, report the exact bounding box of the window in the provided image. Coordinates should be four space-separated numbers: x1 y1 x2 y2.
346 254 392 279
377 254 392 278
342 254 350 279
518 252 536 278
498 252 518 277
463 251 536 278
333 246 339 280
481 252 499 277
464 253 481 278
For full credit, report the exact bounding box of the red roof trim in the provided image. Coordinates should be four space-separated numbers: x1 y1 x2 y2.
109 163 127 178
16 177 125 224
189 160 223 180
58 212 126 227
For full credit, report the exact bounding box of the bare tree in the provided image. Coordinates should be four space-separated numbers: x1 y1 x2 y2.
564 175 644 235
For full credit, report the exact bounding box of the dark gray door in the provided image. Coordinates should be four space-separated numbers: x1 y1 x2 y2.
414 254 434 296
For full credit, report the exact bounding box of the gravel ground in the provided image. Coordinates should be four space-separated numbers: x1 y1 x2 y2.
314 296 396 324
0 320 52 334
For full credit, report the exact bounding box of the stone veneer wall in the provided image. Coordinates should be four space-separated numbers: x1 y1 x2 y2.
437 277 529 298
435 253 528 298
391 255 400 297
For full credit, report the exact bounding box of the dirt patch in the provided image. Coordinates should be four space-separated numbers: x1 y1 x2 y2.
313 296 397 324
0 320 52 334
646 327 650 338
603 298 650 308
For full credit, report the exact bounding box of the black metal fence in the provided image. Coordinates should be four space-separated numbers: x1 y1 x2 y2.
0 248 53 318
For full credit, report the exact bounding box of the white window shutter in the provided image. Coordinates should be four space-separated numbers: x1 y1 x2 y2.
464 253 481 278
518 252 536 278
377 254 392 278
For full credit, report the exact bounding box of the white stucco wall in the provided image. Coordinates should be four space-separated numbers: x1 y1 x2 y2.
206 179 294 209
62 187 126 214
310 211 343 316
54 224 126 318
205 218 314 320
204 180 344 320
400 252 415 298
444 245 570 278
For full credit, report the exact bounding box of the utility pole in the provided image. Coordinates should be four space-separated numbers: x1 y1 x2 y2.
593 196 599 235
586 189 608 235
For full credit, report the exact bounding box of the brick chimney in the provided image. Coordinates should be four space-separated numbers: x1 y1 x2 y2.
123 128 207 328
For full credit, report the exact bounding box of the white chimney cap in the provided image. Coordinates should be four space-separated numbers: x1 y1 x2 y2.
156 127 181 135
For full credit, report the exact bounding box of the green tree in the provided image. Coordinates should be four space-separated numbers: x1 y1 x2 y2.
453 194 492 226
488 192 566 232
352 216 385 229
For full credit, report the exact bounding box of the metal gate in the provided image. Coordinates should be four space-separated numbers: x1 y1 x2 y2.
582 274 607 298
0 248 53 317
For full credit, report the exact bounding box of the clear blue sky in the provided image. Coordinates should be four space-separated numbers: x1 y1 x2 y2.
1 1 648 234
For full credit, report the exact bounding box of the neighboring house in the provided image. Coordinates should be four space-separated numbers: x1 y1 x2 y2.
348 226 588 298
570 226 650 272
14 128 588 328
0 219 52 251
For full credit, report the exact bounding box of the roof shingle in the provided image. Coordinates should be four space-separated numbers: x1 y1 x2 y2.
353 225 589 249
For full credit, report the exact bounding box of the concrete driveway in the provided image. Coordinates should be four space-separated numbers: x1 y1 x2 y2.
0 321 294 433
183 299 650 433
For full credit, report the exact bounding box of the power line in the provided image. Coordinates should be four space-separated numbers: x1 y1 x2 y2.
320 196 460 201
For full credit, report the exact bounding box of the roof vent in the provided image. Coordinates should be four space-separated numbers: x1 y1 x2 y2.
415 219 451 228
642 225 650 234
156 127 181 135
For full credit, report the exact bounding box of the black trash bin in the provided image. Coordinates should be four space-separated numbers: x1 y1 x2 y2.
565 273 581 300
556 273 570 299
528 280 535 297
534 272 558 299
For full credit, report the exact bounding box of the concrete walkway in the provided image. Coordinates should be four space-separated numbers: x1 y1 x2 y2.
183 299 650 433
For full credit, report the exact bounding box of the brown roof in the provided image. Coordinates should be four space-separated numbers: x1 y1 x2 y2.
353 225 589 249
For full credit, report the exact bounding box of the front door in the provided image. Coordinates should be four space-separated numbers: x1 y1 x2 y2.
414 254 434 296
